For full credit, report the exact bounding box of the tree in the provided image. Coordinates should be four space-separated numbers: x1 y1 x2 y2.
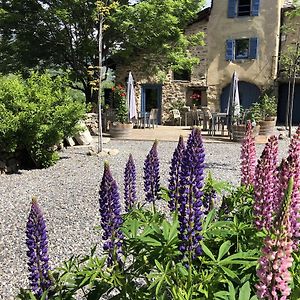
280 1 300 136
0 0 204 103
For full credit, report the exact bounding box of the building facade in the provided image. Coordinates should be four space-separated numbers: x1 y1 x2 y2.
116 0 298 124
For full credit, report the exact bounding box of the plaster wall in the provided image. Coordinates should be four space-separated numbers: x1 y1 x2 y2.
206 0 282 110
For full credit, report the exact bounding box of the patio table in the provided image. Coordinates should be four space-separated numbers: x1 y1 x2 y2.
211 112 227 136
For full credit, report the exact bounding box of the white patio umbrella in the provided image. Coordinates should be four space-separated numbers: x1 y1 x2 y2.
227 71 241 131
127 72 137 121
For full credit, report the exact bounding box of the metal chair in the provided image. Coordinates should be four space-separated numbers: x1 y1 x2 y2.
147 108 159 128
170 109 182 126
199 106 213 133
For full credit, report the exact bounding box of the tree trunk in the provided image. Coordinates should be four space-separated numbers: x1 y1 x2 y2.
285 74 291 129
288 42 299 138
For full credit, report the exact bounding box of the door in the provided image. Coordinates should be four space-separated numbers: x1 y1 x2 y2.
220 81 261 112
141 84 162 124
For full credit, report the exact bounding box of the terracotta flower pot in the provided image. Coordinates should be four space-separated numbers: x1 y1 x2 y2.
109 122 133 138
259 119 276 136
231 124 260 142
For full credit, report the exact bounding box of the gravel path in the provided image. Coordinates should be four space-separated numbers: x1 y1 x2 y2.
0 137 291 299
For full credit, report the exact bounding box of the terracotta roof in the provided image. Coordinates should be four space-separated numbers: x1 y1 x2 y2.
188 7 211 25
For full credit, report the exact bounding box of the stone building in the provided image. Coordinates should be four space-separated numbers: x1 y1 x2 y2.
277 1 300 124
116 0 299 124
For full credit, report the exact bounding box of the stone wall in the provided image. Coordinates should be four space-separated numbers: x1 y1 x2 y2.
115 20 209 123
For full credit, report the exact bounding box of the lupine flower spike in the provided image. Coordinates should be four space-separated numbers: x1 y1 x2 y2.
168 135 185 212
26 197 51 298
178 127 205 264
241 120 256 186
256 178 294 300
99 162 123 266
144 140 160 211
253 136 279 230
279 126 300 248
124 154 137 212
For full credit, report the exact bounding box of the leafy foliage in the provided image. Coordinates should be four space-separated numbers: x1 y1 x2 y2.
18 182 299 300
112 84 128 123
0 0 205 102
0 72 86 168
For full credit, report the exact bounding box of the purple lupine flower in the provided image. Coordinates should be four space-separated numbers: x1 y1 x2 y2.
278 129 300 248
144 140 160 206
26 197 51 298
253 136 279 231
178 127 205 263
168 135 185 212
99 162 123 266
256 178 294 300
124 154 137 212
241 121 256 186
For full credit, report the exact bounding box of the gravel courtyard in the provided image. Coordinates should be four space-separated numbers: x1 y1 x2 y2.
0 137 291 299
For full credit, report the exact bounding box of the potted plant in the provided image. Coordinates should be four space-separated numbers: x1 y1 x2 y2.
231 105 261 142
109 84 133 138
258 94 277 136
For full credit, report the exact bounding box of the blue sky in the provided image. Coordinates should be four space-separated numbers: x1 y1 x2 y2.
204 0 212 7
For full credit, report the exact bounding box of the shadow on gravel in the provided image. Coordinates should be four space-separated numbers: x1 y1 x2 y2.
205 162 238 171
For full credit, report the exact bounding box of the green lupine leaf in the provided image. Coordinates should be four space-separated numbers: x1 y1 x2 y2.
140 236 162 247
217 241 232 261
238 281 251 300
214 291 229 299
202 208 216 232
201 241 216 261
220 266 239 281
228 281 236 300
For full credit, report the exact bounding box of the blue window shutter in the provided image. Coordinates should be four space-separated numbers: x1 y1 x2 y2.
228 0 236 18
226 39 235 61
251 0 260 16
249 38 258 59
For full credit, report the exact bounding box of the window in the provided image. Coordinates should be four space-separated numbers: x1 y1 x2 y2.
237 0 251 16
225 38 258 61
173 69 191 81
235 39 249 59
228 0 260 18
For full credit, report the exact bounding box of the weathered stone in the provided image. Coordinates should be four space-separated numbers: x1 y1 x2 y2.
107 149 119 156
87 146 98 156
65 137 75 147
0 161 7 174
74 122 93 145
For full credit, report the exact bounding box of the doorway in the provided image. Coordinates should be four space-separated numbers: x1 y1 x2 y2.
220 81 261 112
141 84 162 124
278 83 300 125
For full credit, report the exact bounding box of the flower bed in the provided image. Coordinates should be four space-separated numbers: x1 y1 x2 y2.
18 125 300 300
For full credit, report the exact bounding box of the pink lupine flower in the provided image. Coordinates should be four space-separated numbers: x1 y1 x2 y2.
256 178 294 300
253 136 279 230
241 121 256 186
278 128 300 248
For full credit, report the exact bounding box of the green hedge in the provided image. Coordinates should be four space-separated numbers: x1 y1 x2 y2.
0 72 86 168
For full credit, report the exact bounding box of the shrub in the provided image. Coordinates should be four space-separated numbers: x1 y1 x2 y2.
0 72 86 168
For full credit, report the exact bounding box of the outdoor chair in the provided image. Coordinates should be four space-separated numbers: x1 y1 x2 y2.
199 106 213 133
170 109 182 126
137 111 149 128
147 108 159 128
